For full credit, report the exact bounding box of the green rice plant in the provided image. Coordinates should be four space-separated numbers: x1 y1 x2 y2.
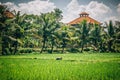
0 53 120 80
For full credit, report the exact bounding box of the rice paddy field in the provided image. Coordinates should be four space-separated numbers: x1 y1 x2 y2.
0 53 120 80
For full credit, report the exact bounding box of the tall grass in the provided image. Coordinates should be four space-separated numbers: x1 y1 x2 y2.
0 53 120 80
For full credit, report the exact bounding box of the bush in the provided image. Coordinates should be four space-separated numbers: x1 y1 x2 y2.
19 48 33 53
113 39 120 53
84 48 90 51
68 48 79 53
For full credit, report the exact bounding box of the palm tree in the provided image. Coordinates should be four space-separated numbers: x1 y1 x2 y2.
10 11 26 54
40 9 62 53
105 20 115 52
49 23 61 53
23 14 41 48
89 24 101 51
78 20 90 52
0 5 7 55
68 27 78 50
40 13 51 53
0 5 16 55
56 25 71 53
111 21 120 52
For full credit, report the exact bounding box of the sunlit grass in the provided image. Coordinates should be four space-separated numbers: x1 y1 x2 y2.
0 53 120 80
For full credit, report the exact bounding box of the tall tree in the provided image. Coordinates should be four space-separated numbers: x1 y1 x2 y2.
0 5 16 55
40 8 62 53
0 5 7 55
11 11 25 54
58 25 70 53
79 20 90 52
106 20 115 52
89 24 101 51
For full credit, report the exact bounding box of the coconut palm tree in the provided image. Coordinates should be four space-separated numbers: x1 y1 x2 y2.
111 21 120 52
105 20 115 52
89 24 102 51
0 5 17 55
40 9 62 53
78 20 90 52
0 5 7 55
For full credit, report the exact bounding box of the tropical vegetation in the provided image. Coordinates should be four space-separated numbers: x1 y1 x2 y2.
0 5 120 55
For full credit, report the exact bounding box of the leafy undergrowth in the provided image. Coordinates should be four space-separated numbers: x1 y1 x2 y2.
0 53 120 80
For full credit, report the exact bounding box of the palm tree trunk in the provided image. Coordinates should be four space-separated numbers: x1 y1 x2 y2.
62 47 64 53
0 31 4 55
108 39 113 52
0 32 2 55
50 43 54 53
14 41 18 55
81 42 84 53
81 46 84 53
62 40 66 53
50 39 55 53
40 39 46 53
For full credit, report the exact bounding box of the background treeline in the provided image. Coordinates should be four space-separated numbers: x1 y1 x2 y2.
0 5 120 55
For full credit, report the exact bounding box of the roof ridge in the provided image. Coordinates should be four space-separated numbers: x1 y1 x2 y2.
79 12 89 15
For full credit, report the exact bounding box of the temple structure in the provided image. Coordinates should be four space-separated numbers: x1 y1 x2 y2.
68 12 101 25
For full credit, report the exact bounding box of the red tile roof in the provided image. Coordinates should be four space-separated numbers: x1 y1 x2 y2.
4 10 14 18
68 12 101 25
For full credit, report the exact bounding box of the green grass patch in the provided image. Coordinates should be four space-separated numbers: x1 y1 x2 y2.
0 53 120 80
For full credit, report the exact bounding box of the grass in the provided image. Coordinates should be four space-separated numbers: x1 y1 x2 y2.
0 53 120 80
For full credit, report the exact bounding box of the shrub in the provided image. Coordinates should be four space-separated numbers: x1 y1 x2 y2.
68 48 79 53
19 48 33 53
84 48 90 51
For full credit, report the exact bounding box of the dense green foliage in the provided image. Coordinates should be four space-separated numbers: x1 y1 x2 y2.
0 53 120 80
0 5 120 55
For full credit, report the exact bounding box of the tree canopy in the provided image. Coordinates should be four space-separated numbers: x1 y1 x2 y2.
0 5 120 55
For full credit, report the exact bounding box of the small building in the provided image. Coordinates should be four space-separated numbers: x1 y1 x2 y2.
4 10 15 18
0 5 14 18
68 12 101 25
